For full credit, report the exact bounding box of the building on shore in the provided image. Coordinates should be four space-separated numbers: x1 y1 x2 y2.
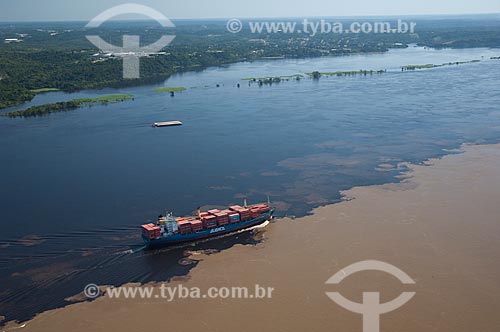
4 38 23 44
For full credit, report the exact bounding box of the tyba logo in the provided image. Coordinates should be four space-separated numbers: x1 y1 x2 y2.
85 4 175 79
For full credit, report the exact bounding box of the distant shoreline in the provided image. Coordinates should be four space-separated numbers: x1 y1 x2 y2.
1 13 500 24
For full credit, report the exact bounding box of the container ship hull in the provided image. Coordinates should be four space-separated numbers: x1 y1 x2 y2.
141 203 274 248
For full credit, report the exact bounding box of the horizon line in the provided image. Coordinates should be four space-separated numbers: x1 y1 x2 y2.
1 12 500 24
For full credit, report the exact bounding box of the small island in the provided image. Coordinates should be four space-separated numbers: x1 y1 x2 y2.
154 86 187 93
1 94 134 118
30 88 61 94
402 59 480 71
243 75 304 86
307 70 386 79
242 58 483 85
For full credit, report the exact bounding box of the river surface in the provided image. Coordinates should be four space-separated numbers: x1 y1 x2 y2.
0 46 499 324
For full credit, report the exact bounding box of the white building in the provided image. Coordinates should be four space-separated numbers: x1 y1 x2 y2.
4 38 22 43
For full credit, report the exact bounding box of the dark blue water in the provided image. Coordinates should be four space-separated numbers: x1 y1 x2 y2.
1 46 499 324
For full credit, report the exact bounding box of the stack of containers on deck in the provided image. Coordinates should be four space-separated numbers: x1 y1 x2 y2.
250 207 261 219
227 209 240 223
201 213 217 229
222 209 233 215
254 204 270 213
212 210 230 226
250 204 270 219
190 219 203 232
177 218 192 235
221 209 233 225
229 205 251 221
141 223 161 239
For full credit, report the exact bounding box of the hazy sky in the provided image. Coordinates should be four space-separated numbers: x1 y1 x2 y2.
1 0 499 21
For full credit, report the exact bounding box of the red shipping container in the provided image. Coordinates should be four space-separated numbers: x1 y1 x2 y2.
208 209 221 215
202 215 216 222
238 208 251 220
191 220 203 231
177 218 188 224
191 219 203 225
217 219 229 226
142 223 161 239
214 212 229 223
141 223 156 231
250 208 261 218
177 220 192 231
202 215 217 228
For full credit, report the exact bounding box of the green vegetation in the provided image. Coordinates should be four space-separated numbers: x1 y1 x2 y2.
402 64 436 70
279 74 304 80
308 70 387 78
243 74 303 81
1 18 499 109
243 74 304 85
244 70 386 85
311 71 321 79
154 86 187 93
0 88 36 109
402 59 481 71
1 94 133 118
30 88 60 93
85 94 134 103
243 57 482 85
241 58 480 86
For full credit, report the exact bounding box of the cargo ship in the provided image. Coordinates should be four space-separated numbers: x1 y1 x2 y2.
141 199 274 248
